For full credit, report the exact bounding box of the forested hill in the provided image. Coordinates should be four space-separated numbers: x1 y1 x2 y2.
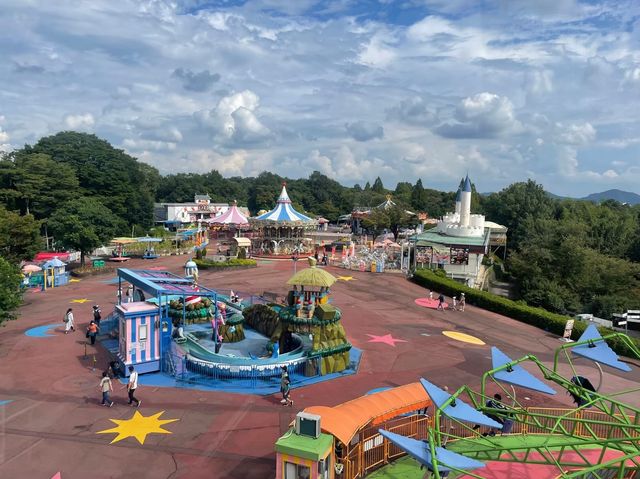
1 131 640 320
582 189 640 205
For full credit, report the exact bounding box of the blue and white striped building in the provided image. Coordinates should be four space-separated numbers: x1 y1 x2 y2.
255 184 313 223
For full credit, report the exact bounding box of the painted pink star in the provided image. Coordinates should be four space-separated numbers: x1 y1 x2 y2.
366 333 407 347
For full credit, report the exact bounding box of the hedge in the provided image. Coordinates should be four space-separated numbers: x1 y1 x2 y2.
194 258 257 270
412 269 640 359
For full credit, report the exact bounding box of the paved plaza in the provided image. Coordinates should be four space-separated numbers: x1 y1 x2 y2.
1 256 639 478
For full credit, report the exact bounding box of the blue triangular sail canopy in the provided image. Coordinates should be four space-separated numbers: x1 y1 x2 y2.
420 378 503 429
379 430 485 471
491 347 556 395
573 325 631 372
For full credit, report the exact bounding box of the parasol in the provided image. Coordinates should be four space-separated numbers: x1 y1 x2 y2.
286 257 337 287
137 236 163 243
22 264 42 273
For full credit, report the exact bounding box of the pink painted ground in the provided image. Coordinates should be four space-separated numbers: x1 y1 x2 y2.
462 449 628 479
1 255 639 478
415 297 449 309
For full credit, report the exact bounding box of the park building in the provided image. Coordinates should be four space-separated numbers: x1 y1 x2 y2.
154 194 249 231
410 176 507 288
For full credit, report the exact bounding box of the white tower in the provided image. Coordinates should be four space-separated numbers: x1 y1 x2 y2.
459 175 472 227
454 188 462 215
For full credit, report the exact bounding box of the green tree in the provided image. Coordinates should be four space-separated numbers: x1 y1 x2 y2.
0 257 23 325
27 132 155 228
0 206 42 263
0 152 79 218
48 198 123 265
371 176 385 193
361 205 416 240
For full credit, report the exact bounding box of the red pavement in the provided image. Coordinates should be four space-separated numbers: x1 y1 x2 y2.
1 255 639 479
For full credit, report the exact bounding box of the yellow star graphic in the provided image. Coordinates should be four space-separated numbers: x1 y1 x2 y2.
337 276 355 281
97 410 179 445
70 298 90 303
69 279 81 283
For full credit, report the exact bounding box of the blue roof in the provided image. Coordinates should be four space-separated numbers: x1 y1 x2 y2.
491 347 556 395
420 378 502 428
573 325 631 372
255 185 313 222
378 430 485 471
463 175 472 192
455 189 461 201
43 258 66 268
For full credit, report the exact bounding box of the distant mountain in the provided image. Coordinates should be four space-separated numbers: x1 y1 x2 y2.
581 189 640 205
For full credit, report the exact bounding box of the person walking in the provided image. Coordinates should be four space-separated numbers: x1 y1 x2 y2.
126 285 134 303
437 294 446 311
86 320 99 345
99 371 114 407
64 308 75 334
280 365 293 406
459 293 466 312
92 305 102 327
429 291 433 300
127 366 141 407
452 296 458 311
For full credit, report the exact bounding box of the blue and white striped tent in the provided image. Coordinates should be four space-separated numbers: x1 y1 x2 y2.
255 184 314 223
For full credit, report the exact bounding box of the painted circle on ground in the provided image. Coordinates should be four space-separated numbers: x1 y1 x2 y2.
25 323 59 338
442 331 485 345
414 298 448 309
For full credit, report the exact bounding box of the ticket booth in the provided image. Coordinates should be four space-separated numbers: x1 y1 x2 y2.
116 302 161 376
275 413 334 479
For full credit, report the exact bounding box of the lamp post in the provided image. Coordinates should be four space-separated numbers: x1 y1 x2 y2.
292 253 299 274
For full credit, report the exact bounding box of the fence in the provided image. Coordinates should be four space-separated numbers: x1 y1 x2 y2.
162 351 311 390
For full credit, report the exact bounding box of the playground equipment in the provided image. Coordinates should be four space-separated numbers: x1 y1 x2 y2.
138 236 162 259
277 325 640 479
378 325 640 479
109 238 136 262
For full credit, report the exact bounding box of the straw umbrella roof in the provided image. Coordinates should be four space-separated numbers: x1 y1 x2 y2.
286 257 337 288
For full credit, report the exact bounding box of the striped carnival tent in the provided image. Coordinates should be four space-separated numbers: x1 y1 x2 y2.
208 201 249 226
255 184 313 223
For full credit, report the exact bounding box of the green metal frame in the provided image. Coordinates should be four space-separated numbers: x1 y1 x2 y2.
421 331 640 479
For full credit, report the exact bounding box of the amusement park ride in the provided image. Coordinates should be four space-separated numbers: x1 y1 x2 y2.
379 325 640 479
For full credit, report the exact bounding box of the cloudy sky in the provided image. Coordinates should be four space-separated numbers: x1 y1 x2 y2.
1 0 639 196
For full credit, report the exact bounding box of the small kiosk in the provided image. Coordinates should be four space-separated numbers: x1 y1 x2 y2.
275 412 334 479
113 268 218 377
116 302 162 376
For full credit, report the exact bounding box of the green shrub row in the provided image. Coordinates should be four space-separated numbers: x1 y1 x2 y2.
194 258 257 269
412 269 640 358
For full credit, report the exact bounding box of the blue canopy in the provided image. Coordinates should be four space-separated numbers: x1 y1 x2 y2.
491 347 556 395
42 257 66 268
573 325 631 372
420 378 503 429
379 429 485 471
255 184 312 222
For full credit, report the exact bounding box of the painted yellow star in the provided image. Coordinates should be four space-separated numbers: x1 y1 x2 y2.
70 298 90 303
69 279 81 283
97 410 179 445
337 276 355 281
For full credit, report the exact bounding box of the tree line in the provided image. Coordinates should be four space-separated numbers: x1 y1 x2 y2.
0 131 638 323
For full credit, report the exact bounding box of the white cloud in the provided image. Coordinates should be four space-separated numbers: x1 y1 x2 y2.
0 0 638 195
64 113 95 130
196 90 270 145
435 93 521 139
555 122 596 146
0 127 9 143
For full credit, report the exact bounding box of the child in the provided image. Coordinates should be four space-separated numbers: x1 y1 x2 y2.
64 308 75 334
452 296 458 311
460 293 466 312
280 365 293 406
99 371 114 407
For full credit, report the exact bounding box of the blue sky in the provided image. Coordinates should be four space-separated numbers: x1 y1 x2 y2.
0 0 639 196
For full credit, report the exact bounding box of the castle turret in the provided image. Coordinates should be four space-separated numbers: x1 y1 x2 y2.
455 188 462 215
459 175 472 227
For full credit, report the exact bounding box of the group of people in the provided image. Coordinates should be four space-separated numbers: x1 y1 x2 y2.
313 251 329 266
63 305 103 344
99 365 142 408
430 291 466 311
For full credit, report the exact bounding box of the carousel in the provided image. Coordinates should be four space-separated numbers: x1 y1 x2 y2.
250 183 317 256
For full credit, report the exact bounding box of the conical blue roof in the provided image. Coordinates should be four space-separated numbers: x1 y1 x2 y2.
463 175 472 192
256 184 313 222
455 189 461 201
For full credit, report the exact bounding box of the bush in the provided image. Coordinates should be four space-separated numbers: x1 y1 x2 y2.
194 258 257 270
412 269 640 358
